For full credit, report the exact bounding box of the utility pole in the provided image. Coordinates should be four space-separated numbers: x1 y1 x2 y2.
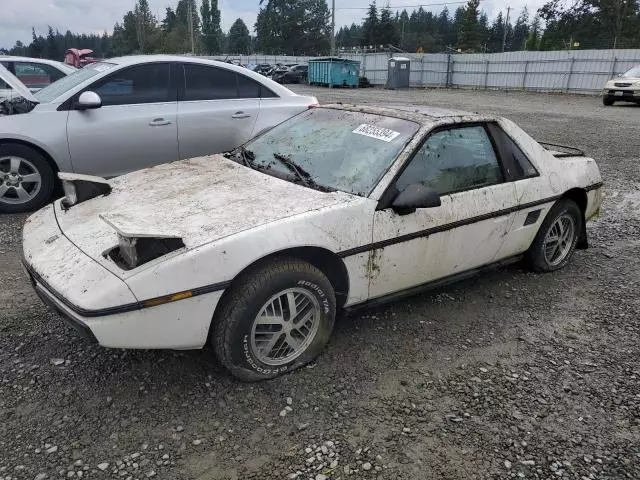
501 6 511 53
330 0 336 56
187 1 195 54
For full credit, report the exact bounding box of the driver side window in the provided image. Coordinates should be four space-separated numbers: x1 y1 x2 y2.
88 63 171 107
396 125 503 195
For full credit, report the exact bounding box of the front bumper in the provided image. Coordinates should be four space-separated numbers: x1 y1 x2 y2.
24 261 98 343
603 88 639 101
22 204 226 350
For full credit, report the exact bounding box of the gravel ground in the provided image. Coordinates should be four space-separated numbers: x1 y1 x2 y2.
1 87 639 480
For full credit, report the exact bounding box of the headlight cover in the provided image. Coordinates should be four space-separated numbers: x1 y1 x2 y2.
59 173 111 210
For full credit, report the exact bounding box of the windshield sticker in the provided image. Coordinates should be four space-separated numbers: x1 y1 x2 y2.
93 64 113 72
352 124 401 142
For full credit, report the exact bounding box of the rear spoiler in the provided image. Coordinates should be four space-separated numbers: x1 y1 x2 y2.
539 141 585 158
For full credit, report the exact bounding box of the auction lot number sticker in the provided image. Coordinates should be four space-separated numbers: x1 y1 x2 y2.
352 124 401 142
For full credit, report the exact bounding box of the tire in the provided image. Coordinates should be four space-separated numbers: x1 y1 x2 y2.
212 258 336 381
603 97 614 106
0 144 55 213
526 199 583 273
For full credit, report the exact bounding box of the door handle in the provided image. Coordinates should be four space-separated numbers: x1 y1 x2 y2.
149 118 171 126
231 112 252 119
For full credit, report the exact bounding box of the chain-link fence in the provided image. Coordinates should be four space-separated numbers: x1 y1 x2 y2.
205 49 640 94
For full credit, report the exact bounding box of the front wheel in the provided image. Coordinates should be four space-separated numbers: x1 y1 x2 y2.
0 144 55 213
603 97 615 106
526 199 583 272
212 258 336 381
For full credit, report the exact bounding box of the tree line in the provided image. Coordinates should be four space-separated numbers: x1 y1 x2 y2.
1 0 639 60
338 0 640 53
1 0 252 59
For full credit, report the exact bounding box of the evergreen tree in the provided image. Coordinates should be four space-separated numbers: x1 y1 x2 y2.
228 18 251 54
488 11 505 52
525 14 542 50
256 0 330 54
161 7 177 33
362 2 379 47
28 28 45 58
46 27 61 61
377 7 399 47
201 0 222 54
512 8 530 51
457 0 481 51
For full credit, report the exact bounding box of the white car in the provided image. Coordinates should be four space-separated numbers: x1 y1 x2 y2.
22 105 603 381
602 65 640 106
0 55 75 96
0 55 316 213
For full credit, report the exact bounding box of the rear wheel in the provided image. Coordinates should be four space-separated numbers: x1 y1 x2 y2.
603 97 615 106
212 258 336 381
526 199 582 272
0 144 55 213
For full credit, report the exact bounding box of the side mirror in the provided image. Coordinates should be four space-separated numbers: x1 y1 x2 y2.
392 183 441 215
76 91 102 110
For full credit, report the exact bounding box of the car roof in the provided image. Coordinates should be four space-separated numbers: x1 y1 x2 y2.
319 103 485 126
106 55 243 68
0 55 72 68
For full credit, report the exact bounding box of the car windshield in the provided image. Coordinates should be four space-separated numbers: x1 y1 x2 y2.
241 108 420 196
34 62 116 103
621 66 640 78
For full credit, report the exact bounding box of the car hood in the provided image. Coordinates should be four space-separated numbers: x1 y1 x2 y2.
0 63 38 102
55 155 360 268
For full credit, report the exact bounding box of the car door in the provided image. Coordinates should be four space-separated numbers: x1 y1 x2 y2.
177 63 259 159
66 62 178 177
369 124 519 299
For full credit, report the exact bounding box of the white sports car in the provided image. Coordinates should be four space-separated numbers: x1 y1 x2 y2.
22 105 603 381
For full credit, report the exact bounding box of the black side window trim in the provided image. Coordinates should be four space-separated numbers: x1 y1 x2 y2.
377 122 508 210
486 123 540 181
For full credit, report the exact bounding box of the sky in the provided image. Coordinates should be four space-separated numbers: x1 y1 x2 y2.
0 0 549 51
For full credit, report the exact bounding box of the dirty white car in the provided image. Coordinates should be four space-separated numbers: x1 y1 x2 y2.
602 65 640 106
22 105 603 381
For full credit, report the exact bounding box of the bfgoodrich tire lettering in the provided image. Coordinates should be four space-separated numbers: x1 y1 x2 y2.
212 258 336 381
526 199 583 273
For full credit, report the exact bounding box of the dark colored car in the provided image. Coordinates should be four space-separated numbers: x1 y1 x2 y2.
253 64 274 76
273 65 308 84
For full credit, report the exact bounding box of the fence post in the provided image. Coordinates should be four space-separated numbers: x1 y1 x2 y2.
421 56 426 87
362 52 367 80
609 56 618 78
522 60 529 90
446 53 452 88
484 59 489 89
565 57 575 93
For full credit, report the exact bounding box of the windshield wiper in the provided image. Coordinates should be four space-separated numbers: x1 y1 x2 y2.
271 153 315 188
271 153 336 192
225 146 257 169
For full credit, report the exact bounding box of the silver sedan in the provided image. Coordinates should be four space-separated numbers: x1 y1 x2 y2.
0 55 317 213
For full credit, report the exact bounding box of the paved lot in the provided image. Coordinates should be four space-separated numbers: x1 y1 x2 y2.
1 87 639 480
